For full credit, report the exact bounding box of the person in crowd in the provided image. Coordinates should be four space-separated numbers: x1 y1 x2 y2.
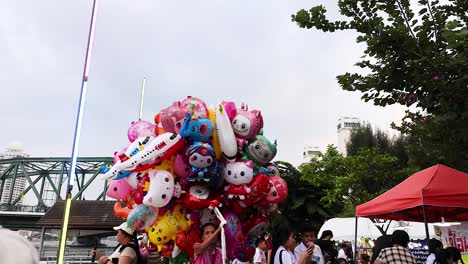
337 258 347 264
360 253 370 264
254 232 271 264
370 235 393 264
193 222 224 264
337 244 348 261
427 239 443 264
320 231 333 241
0 226 39 264
446 247 464 264
92 222 142 264
137 235 148 264
434 248 453 264
293 225 324 264
271 223 313 264
374 230 416 264
316 230 337 263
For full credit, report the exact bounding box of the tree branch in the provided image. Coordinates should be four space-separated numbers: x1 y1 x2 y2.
395 0 417 39
426 0 438 41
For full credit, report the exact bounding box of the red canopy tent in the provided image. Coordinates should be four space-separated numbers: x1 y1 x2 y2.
355 164 468 241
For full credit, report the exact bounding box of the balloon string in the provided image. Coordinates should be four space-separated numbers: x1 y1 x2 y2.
213 207 227 263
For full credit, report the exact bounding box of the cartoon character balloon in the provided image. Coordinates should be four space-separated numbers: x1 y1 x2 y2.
242 135 277 166
180 114 214 143
154 106 186 135
187 142 215 182
232 104 263 149
143 170 182 208
259 175 288 206
224 160 254 200
146 204 191 251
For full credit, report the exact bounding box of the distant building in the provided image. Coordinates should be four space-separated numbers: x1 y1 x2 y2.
0 142 29 205
303 146 321 162
337 117 361 156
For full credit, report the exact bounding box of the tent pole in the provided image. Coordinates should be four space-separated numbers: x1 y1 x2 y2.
354 216 358 264
422 205 430 242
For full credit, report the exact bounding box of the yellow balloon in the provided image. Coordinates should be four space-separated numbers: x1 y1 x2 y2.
208 107 222 159
146 204 191 252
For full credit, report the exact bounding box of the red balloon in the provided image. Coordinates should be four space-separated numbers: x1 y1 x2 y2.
242 216 269 238
175 229 201 257
134 173 150 205
232 173 270 213
259 176 288 206
177 185 221 210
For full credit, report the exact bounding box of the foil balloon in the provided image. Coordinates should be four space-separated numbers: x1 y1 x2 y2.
127 204 158 231
127 120 156 143
232 104 263 149
177 96 209 118
146 204 192 252
106 178 135 203
174 153 191 186
154 105 186 135
259 175 288 206
175 229 201 259
216 104 238 162
232 173 270 213
223 211 246 260
177 185 221 211
143 170 182 208
114 202 132 220
208 107 222 159
242 216 269 238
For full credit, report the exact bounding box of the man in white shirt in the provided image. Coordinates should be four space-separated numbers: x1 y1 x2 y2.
294 226 325 264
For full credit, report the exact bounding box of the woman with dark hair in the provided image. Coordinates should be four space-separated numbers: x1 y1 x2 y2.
434 248 453 264
319 230 333 240
370 235 392 264
93 222 142 264
446 247 464 264
193 222 224 264
427 239 443 264
317 230 337 263
271 224 313 264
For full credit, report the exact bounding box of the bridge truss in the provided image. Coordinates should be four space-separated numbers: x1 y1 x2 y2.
0 157 113 212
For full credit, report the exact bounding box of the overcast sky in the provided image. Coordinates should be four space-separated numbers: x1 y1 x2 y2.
1 0 407 176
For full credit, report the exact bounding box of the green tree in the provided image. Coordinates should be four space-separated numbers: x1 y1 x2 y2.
346 123 410 169
272 161 344 231
299 145 405 216
292 0 468 171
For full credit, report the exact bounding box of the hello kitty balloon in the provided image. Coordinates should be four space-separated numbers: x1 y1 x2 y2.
143 170 182 208
224 160 254 200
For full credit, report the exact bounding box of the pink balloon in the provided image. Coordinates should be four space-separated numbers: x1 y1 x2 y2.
127 120 156 142
223 211 246 260
174 153 190 186
107 178 135 201
176 96 209 118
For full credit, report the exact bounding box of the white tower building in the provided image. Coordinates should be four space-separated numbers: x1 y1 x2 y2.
337 117 361 156
303 146 321 162
0 142 30 205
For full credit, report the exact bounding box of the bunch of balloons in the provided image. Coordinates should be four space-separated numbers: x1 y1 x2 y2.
101 96 288 262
